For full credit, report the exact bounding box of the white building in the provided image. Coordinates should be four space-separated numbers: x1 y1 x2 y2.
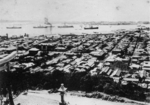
142 61 150 71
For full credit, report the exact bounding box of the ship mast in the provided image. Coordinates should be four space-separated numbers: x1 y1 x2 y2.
44 18 48 24
44 18 52 34
44 18 52 26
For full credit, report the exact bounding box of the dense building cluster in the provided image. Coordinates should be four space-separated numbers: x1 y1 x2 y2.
0 27 150 102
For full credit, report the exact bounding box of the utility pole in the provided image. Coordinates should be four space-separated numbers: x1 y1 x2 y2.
7 62 14 105
0 94 3 105
0 51 16 105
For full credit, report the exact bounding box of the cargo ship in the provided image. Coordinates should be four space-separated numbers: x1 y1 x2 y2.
33 25 48 28
84 26 98 30
33 18 54 28
58 23 74 28
6 26 22 29
58 25 74 28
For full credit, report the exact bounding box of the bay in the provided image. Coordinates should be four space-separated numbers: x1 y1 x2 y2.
0 21 149 37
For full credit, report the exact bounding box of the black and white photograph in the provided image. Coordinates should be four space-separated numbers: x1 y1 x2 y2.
0 0 150 105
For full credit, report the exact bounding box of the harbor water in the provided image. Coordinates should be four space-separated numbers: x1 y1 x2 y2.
0 21 148 37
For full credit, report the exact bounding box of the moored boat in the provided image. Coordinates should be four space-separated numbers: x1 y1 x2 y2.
33 26 48 28
58 23 74 28
84 26 98 30
58 25 74 28
6 26 22 29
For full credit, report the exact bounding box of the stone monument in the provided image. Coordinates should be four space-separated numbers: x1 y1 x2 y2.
58 84 67 105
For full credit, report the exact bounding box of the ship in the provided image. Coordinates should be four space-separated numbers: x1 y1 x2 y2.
84 26 98 30
6 26 22 29
58 23 74 28
33 25 48 28
33 18 54 28
58 26 74 28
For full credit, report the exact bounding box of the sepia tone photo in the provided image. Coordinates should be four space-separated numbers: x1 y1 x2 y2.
0 0 150 105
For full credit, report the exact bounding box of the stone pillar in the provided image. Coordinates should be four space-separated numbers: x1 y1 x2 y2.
60 91 65 103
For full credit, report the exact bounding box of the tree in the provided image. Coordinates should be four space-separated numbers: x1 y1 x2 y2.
110 61 128 71
80 74 93 92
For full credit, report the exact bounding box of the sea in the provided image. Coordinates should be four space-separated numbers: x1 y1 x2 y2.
0 21 149 37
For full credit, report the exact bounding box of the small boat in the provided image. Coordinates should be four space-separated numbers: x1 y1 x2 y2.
84 26 98 30
6 26 22 29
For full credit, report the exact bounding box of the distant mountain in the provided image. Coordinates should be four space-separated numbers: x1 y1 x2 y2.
61 21 150 25
0 20 32 23
0 20 149 25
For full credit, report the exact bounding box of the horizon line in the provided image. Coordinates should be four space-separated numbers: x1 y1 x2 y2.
0 20 150 23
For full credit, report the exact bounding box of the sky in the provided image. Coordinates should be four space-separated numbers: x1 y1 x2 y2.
0 0 150 22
